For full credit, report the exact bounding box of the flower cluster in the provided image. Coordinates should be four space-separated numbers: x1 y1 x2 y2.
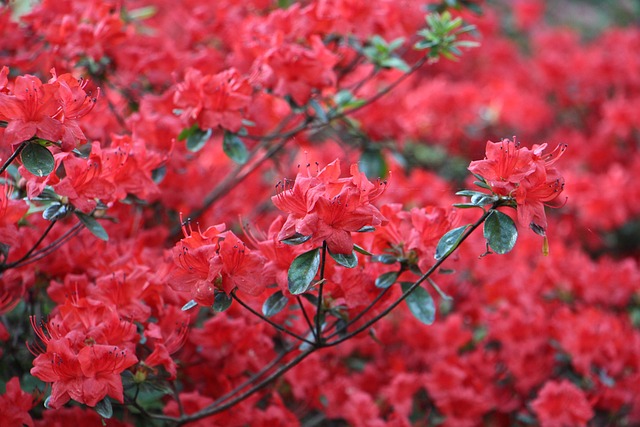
272 159 388 255
0 67 97 151
469 138 567 234
0 0 638 426
169 220 266 306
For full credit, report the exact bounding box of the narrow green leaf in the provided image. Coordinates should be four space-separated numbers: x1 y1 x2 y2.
186 128 212 152
372 254 397 264
75 211 109 241
353 244 373 256
262 291 289 317
95 397 113 419
300 293 318 305
288 248 321 294
375 271 398 289
330 250 358 268
483 210 518 254
21 142 54 177
181 299 198 311
455 190 489 198
213 291 232 312
434 224 470 260
281 233 312 246
356 226 376 233
452 203 483 209
223 131 249 164
401 282 436 325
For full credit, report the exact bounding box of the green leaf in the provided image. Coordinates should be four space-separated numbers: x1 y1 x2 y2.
380 57 410 72
309 99 328 123
262 291 289 317
471 194 497 207
452 203 483 209
356 226 376 233
181 299 198 311
353 244 373 256
186 128 212 152
177 123 198 141
401 282 436 325
455 190 489 198
372 254 397 264
213 291 232 312
223 131 249 164
483 210 518 254
21 142 54 177
288 248 321 294
300 293 318 305
95 397 113 419
281 233 312 246
330 250 358 268
375 271 398 289
74 211 109 241
43 203 71 221
434 224 469 260
359 149 388 179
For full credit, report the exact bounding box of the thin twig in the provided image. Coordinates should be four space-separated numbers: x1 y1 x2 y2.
0 220 57 272
232 292 315 345
296 295 317 342
0 141 28 174
315 242 328 344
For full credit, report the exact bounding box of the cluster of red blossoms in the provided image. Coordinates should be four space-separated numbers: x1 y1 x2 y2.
468 138 567 234
0 0 639 426
272 159 388 255
0 67 97 151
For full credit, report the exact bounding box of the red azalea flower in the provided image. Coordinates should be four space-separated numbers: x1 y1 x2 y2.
468 138 566 234
531 380 594 427
272 159 387 254
0 74 62 146
30 338 137 409
49 71 99 151
169 220 265 306
0 377 35 427
174 68 252 133
258 35 338 106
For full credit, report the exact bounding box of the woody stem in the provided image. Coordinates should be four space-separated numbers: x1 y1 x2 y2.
315 241 328 345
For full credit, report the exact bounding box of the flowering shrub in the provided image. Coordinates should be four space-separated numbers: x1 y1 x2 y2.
1 0 639 426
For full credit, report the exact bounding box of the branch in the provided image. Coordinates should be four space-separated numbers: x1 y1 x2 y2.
326 208 491 346
232 291 315 345
0 141 28 174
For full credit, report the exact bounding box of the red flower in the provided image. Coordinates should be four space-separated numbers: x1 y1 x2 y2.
272 159 387 254
169 220 266 306
30 338 137 409
53 143 116 213
49 71 98 151
0 74 62 145
0 69 97 149
531 380 594 427
468 138 566 234
174 68 252 133
257 35 338 105
0 377 35 427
